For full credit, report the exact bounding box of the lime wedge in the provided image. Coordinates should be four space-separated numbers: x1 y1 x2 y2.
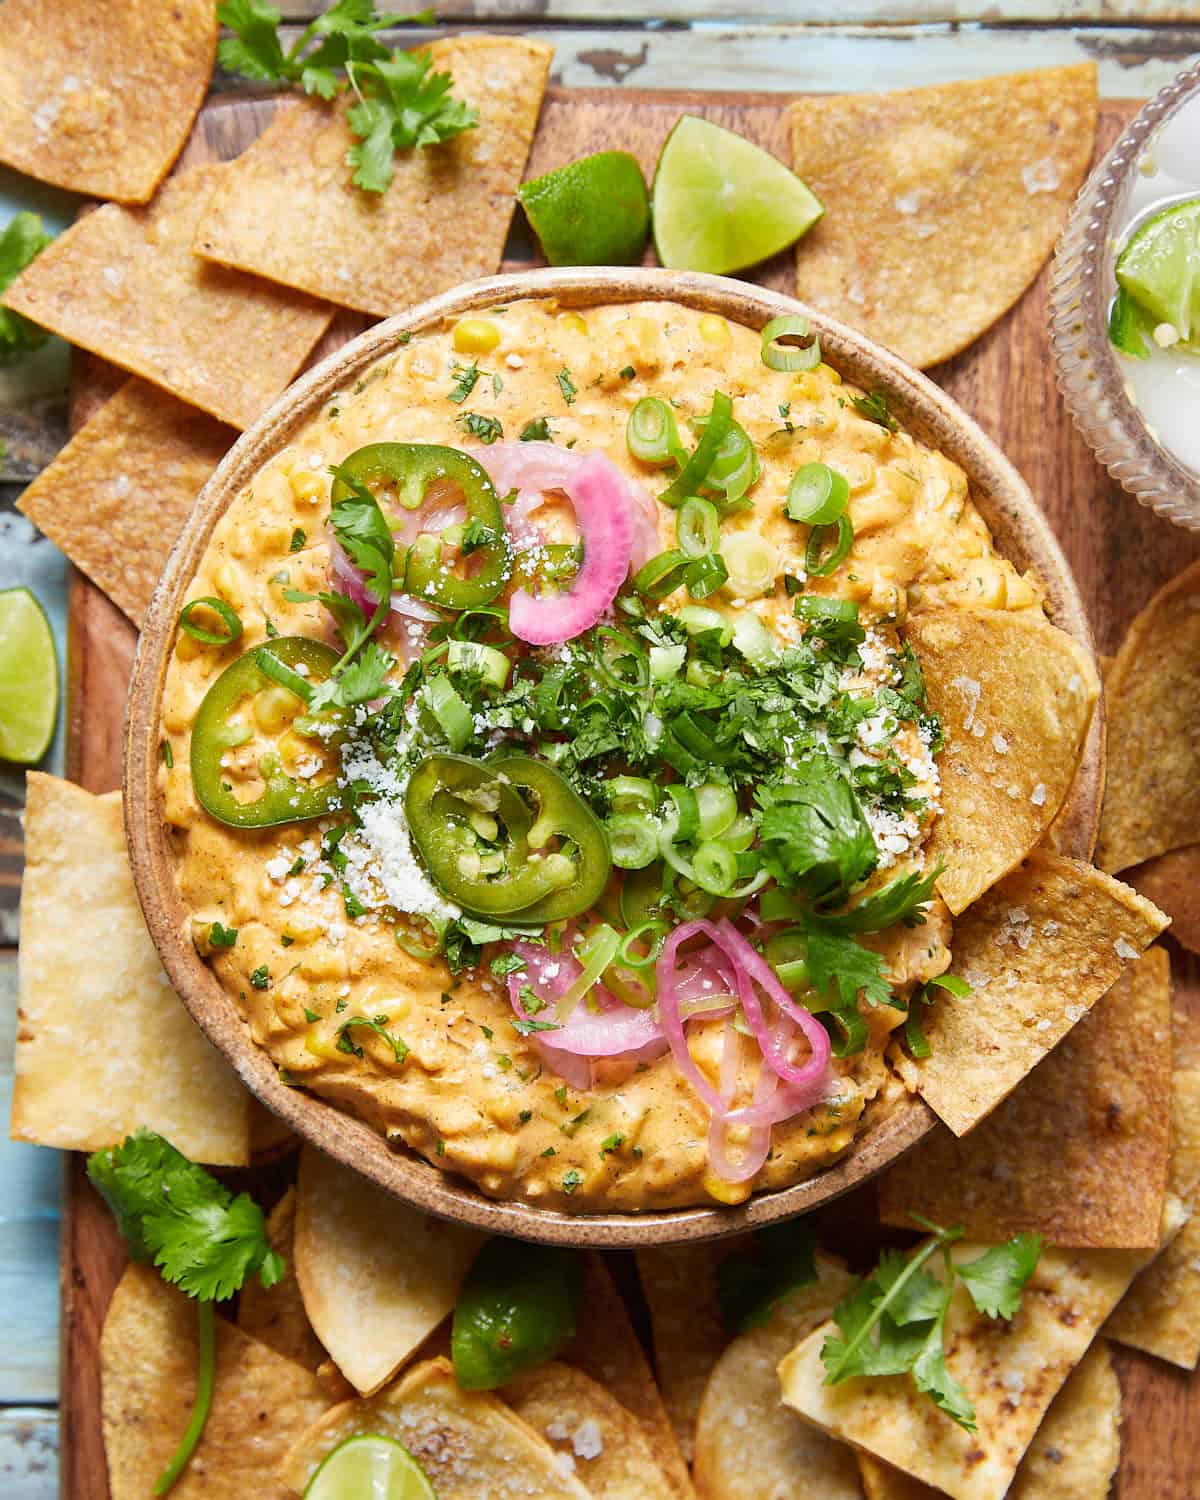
519 151 650 266
303 1434 437 1500
1116 197 1200 347
0 586 58 765
652 115 823 275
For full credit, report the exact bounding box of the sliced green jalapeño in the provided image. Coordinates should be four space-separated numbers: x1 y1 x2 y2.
404 753 611 922
191 637 342 829
330 442 511 609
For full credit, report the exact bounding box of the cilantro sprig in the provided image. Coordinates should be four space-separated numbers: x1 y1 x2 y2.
217 0 477 193
87 1131 283 1493
0 212 54 360
821 1219 1042 1431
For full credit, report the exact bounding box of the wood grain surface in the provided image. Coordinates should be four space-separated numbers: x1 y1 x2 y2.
59 90 1200 1500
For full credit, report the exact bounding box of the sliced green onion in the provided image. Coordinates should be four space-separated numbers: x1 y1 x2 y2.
617 919 669 969
676 604 731 642
446 638 511 690
594 626 650 690
423 674 473 751
706 421 761 509
660 392 734 507
727 867 770 900
818 1005 869 1058
665 784 700 842
606 811 660 870
619 862 668 930
179 597 243 646
692 840 738 896
696 782 737 840
805 514 854 577
627 397 684 466
671 710 732 765
558 924 623 1018
730 612 776 665
649 643 687 681
794 594 861 633
719 531 776 597
716 813 757 852
759 887 806 923
633 548 692 600
672 877 715 919
607 775 658 813
254 646 315 705
683 553 729 599
395 919 443 960
677 496 721 559
452 605 513 646
786 462 849 525
761 314 821 372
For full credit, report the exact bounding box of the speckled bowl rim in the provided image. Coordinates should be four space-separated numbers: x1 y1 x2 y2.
1050 62 1200 530
124 267 1101 1247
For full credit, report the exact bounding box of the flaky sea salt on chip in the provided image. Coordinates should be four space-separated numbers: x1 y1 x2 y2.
905 608 1099 915
1097 559 1200 875
17 378 233 626
880 947 1172 1247
102 1264 330 1500
790 65 1097 367
294 1145 482 1396
895 850 1167 1137
194 37 552 318
10 774 250 1164
855 1342 1121 1500
0 0 216 203
279 1357 591 1499
2 166 333 429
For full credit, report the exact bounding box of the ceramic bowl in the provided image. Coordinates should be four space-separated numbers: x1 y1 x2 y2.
124 267 1101 1247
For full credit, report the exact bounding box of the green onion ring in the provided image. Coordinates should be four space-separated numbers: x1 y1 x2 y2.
683 553 729 599
760 314 822 372
179 597 243 646
660 392 734 507
786 462 850 525
627 397 684 467
617 919 670 969
632 549 692 600
594 625 650 691
804 514 854 577
676 496 721 559
254 646 315 705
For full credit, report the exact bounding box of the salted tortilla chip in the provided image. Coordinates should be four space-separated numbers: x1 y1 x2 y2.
880 946 1172 1247
2 167 333 429
894 849 1167 1136
1107 1069 1200 1368
856 1341 1120 1500
102 1263 330 1500
905 609 1099 914
194 37 552 318
1099 561 1200 873
693 1254 862 1500
636 1244 727 1464
1125 846 1200 956
294 1144 483 1395
506 1361 678 1500
568 1253 695 1498
10 774 249 1164
279 1356 590 1499
790 65 1097 368
16 378 232 625
779 1213 1175 1500
0 0 215 203
237 1189 328 1373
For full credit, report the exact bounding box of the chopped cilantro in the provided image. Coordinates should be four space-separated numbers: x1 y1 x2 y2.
619 365 636 381
303 1006 321 1023
209 921 238 949
250 965 271 989
562 1168 584 1194
480 1024 494 1041
556 367 577 406
560 1109 590 1137
850 389 899 432
335 1014 410 1064
513 1016 561 1036
281 934 294 948
554 1085 568 1108
288 855 306 876
448 360 481 404
490 952 527 978
436 1138 446 1156
335 997 349 1014
288 527 307 552
518 984 546 1016
159 739 174 768
519 416 553 442
541 1146 557 1157
342 883 367 919
457 412 503 444
599 1132 625 1157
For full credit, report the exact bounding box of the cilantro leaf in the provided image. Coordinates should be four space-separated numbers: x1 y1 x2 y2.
457 412 503 444
912 1311 976 1430
448 360 481 404
956 1234 1043 1321
520 417 553 442
814 866 940 934
556 367 577 406
216 0 293 82
335 1014 410 1063
804 927 892 1010
309 638 395 712
346 97 398 191
717 1222 817 1334
756 757 877 903
0 212 53 359
850 390 899 432
346 49 478 193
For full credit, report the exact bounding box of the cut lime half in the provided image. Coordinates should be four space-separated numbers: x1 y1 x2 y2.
0 586 58 765
1116 197 1200 348
303 1434 437 1500
519 150 650 266
652 115 823 275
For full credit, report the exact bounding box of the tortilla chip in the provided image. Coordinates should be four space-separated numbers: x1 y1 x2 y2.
636 1244 727 1464
1107 1068 1200 1367
1125 846 1200 956
790 65 1097 368
10 773 249 1164
905 609 1099 915
880 946 1172 1247
194 37 552 318
237 1189 327 1373
779 1217 1173 1500
693 1253 862 1500
102 1263 330 1500
279 1356 591 1499
568 1254 695 1498
506 1361 678 1500
2 167 333 429
248 1097 298 1162
16 378 232 625
293 1144 483 1395
894 849 1167 1136
856 1341 1120 1500
0 0 216 203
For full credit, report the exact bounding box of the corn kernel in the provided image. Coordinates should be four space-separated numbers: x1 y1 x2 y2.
254 685 298 734
790 371 823 402
174 631 203 663
277 727 311 769
971 562 1008 609
698 314 731 347
816 361 842 385
289 468 325 505
1005 573 1040 610
453 317 502 354
213 562 240 602
557 311 588 336
703 1170 753 1205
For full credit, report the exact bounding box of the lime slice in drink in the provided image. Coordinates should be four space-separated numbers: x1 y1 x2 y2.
0 586 58 765
1116 197 1200 348
519 150 650 266
652 114 823 275
303 1434 437 1500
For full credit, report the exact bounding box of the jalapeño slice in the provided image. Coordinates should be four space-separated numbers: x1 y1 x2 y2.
191 637 342 829
404 753 611 922
330 442 511 609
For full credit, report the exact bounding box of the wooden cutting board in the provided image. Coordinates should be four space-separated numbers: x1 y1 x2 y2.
59 88 1200 1499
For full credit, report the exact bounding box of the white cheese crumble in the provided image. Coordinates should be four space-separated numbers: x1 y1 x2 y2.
1114 937 1139 960
571 1420 604 1460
